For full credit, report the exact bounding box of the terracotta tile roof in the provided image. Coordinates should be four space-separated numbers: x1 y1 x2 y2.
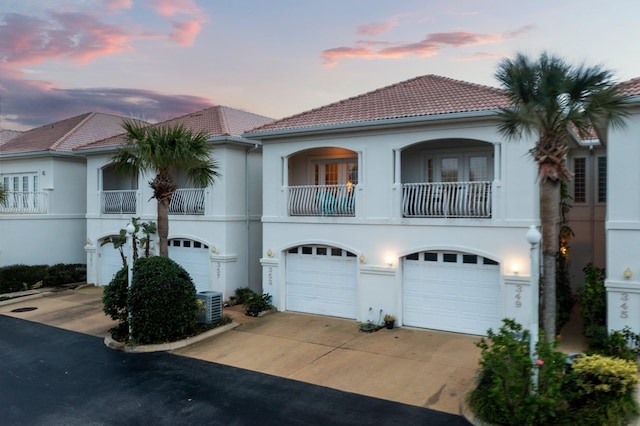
619 77 640 96
0 112 129 155
0 129 22 147
250 75 509 134
76 106 274 151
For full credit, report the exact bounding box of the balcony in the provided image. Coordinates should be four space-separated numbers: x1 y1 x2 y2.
288 184 356 216
169 188 205 215
0 191 48 214
402 181 491 218
101 190 137 214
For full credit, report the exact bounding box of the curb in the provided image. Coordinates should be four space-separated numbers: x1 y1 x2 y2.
104 321 241 353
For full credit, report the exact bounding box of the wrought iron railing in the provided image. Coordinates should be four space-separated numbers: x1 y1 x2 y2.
288 184 356 216
0 191 48 213
101 190 137 214
402 181 491 218
169 188 205 215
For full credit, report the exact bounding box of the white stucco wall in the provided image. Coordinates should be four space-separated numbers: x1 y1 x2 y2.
258 116 541 328
606 107 640 333
84 143 263 299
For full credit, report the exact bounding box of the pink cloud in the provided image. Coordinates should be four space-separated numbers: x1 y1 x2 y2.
147 0 202 17
321 26 533 67
321 47 376 67
0 12 133 66
357 20 397 36
169 19 202 45
457 52 508 62
104 0 133 12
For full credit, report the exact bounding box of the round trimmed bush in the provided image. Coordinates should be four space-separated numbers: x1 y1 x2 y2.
128 256 198 344
102 267 129 341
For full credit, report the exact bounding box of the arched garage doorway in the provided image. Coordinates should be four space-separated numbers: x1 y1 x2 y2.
403 251 501 335
285 245 358 319
169 238 210 293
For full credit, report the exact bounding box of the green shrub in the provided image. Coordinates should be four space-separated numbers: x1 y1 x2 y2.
102 267 128 323
128 256 199 344
232 287 255 305
243 291 272 316
570 355 639 425
469 319 574 426
0 263 86 293
578 264 606 329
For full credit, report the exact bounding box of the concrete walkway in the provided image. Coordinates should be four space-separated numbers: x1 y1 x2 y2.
0 286 481 416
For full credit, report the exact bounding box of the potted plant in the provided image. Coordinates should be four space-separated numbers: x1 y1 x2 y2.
243 292 273 317
384 314 395 329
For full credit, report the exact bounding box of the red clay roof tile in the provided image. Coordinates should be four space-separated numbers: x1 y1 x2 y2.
250 75 509 133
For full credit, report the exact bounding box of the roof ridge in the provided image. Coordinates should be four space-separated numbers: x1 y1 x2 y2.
49 112 95 151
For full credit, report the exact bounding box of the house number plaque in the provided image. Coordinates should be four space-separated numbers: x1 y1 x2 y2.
514 284 522 308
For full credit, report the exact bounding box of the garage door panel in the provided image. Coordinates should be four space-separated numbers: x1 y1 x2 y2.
403 252 501 335
286 246 357 319
169 239 209 293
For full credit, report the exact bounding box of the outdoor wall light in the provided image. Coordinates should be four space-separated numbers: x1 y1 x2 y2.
211 246 218 254
624 268 633 279
266 249 273 257
512 264 520 274
359 254 367 264
385 256 394 267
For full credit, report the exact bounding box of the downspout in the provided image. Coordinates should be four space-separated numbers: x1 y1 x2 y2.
246 143 260 290
589 144 595 264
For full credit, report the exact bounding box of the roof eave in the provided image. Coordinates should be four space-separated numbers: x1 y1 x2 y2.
0 150 82 159
207 135 262 148
244 109 501 139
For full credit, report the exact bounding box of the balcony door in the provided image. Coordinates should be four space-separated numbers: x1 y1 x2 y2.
313 159 358 186
426 153 491 183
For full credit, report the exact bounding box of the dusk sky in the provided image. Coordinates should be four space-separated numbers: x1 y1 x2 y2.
2 0 640 130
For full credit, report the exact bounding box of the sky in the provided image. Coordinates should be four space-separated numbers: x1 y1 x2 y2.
2 0 640 131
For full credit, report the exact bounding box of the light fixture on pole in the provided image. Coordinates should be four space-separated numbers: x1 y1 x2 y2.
126 222 135 338
526 224 542 391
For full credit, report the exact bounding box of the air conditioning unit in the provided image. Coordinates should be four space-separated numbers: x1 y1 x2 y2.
196 291 223 324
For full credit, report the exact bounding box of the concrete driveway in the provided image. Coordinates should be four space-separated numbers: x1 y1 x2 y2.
1 286 481 416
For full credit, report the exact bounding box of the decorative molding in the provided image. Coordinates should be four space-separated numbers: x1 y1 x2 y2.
360 265 395 276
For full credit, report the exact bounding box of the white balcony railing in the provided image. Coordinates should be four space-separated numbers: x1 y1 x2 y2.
402 181 492 218
0 191 48 214
288 184 356 216
169 188 205 215
101 190 137 214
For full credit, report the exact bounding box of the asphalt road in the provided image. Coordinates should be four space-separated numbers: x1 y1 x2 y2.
0 315 471 425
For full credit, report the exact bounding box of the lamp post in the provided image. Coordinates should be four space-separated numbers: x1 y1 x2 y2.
526 224 542 391
126 222 135 338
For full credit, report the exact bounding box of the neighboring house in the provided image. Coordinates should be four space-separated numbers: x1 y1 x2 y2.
246 75 543 335
605 78 640 333
76 106 273 300
0 113 131 267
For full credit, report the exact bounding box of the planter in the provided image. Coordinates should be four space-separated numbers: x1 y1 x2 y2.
385 320 395 330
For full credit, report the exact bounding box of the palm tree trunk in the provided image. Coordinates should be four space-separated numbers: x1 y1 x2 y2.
540 179 561 341
157 199 170 258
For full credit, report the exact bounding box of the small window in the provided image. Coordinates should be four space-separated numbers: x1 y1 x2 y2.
443 253 457 263
597 156 607 203
331 248 342 256
302 246 313 255
406 253 419 261
184 240 191 248
288 247 298 254
172 240 180 247
573 158 586 203
483 258 499 266
346 251 356 257
317 247 327 256
424 252 438 262
463 255 478 264
194 242 202 248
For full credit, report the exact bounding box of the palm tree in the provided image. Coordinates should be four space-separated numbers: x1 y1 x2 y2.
112 121 220 257
495 52 630 340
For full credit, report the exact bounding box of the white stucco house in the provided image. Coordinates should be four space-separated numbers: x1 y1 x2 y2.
604 78 640 333
0 113 131 267
246 75 544 335
75 106 273 300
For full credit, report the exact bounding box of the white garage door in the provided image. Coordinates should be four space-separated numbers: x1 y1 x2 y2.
100 238 125 286
286 245 357 319
169 239 210 293
403 251 501 335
